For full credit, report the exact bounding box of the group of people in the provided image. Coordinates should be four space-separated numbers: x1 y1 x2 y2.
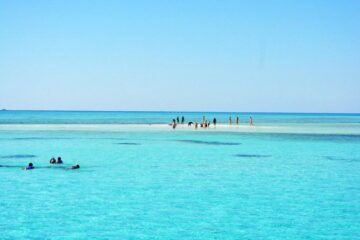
188 117 216 129
228 116 253 126
171 116 185 129
170 115 253 129
24 157 80 170
49 157 63 164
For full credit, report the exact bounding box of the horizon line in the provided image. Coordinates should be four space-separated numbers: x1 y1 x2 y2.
1 109 360 115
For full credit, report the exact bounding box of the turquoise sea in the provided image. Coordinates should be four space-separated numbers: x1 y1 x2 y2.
1 111 360 239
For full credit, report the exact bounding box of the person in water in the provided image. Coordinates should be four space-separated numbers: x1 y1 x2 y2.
229 116 232 125
49 157 56 164
188 121 193 126
236 116 239 125
213 118 217 126
176 116 180 124
181 116 185 124
57 157 63 164
25 162 34 170
71 164 80 169
250 116 253 126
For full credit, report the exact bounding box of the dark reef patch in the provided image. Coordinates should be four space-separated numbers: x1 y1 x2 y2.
178 140 240 146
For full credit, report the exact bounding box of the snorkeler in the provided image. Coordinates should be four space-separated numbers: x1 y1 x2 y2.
49 157 56 164
71 164 80 169
25 163 34 170
57 157 63 164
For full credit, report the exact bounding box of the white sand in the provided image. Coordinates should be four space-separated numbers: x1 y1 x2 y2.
0 123 279 131
0 123 358 134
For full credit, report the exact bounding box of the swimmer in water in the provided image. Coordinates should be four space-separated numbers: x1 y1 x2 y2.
250 116 253 126
71 164 80 169
57 157 63 164
49 157 56 164
213 118 217 126
236 116 239 125
25 162 34 170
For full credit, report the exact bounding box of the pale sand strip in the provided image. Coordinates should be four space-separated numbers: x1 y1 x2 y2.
0 123 358 134
0 123 279 131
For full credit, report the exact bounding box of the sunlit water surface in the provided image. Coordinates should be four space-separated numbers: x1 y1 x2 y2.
0 111 359 239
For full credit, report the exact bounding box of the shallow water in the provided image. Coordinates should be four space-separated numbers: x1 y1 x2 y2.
0 111 360 239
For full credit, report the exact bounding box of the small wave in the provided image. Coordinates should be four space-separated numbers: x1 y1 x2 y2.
115 143 141 145
15 137 73 140
323 156 360 163
0 165 23 168
178 140 240 146
1 154 37 159
235 154 271 158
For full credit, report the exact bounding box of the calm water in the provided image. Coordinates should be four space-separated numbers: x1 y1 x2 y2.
1 111 360 239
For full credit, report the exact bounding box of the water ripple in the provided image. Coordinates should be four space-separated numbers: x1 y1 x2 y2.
235 154 271 158
324 156 360 163
178 140 240 146
116 143 141 145
1 154 37 159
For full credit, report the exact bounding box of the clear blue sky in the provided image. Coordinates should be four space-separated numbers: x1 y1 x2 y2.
0 0 359 112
